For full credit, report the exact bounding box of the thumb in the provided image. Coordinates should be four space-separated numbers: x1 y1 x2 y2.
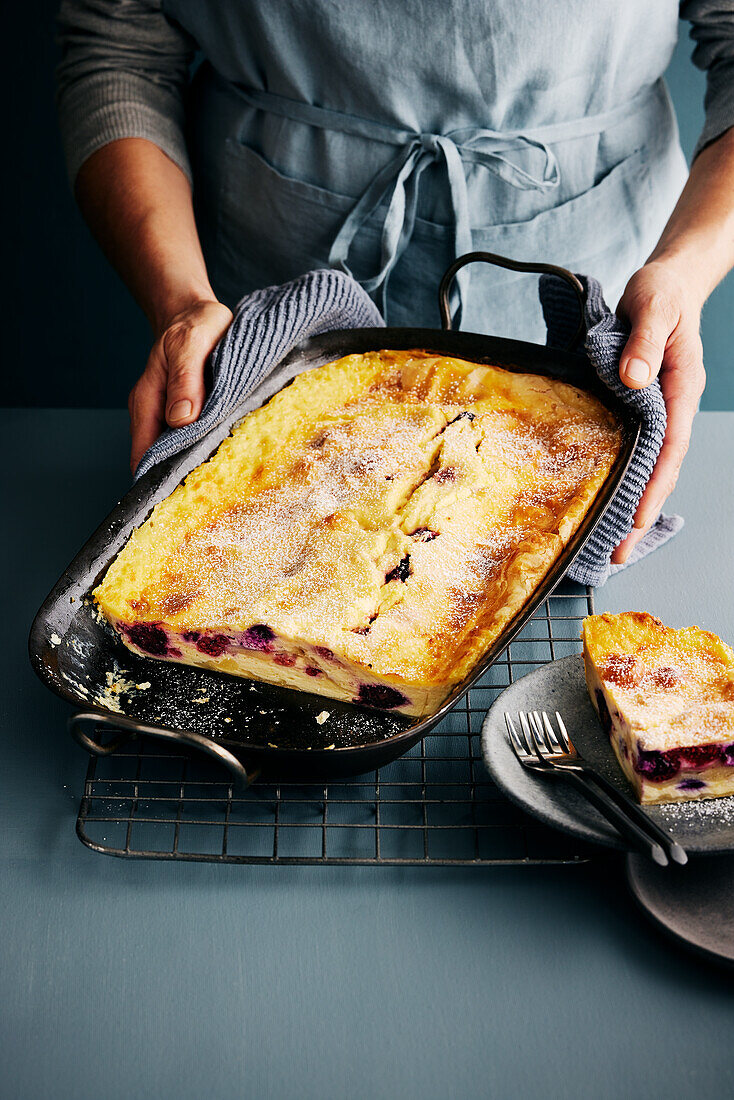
163 303 233 426
163 325 212 428
618 297 675 391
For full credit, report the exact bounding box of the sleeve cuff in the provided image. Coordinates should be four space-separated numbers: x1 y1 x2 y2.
694 57 734 158
58 70 192 188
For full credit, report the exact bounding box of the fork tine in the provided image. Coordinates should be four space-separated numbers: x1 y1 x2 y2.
555 711 576 752
518 712 538 757
505 713 528 757
526 711 548 757
531 711 551 752
542 711 564 751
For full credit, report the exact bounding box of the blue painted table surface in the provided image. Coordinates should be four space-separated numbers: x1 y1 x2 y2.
2 409 733 1100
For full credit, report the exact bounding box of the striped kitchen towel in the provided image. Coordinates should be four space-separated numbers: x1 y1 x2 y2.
540 272 683 586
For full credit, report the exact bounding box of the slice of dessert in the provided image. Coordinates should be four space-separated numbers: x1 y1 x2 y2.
583 612 734 804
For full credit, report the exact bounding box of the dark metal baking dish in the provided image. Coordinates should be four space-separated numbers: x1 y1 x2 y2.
29 252 641 783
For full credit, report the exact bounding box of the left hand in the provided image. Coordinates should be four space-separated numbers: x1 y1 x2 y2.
612 259 706 564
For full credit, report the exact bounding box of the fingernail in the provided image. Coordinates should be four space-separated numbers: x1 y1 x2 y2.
625 358 650 385
168 399 192 423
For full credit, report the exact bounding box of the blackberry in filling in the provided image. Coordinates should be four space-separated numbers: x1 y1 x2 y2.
356 684 408 710
242 624 276 651
411 527 439 542
386 555 411 583
677 778 706 791
594 690 613 736
125 622 169 657
635 749 678 782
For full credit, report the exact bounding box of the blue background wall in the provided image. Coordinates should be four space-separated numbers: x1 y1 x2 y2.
4 12 732 410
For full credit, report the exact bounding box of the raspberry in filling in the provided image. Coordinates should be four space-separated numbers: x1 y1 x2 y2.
194 633 229 658
673 744 722 769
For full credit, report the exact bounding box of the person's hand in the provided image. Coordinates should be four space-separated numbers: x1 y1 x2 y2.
128 299 233 473
612 260 706 564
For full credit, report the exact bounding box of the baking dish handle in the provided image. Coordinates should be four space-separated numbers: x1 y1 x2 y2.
69 711 254 786
438 250 586 351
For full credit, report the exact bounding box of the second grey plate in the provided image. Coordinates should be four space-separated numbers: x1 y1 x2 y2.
481 654 734 855
626 852 734 967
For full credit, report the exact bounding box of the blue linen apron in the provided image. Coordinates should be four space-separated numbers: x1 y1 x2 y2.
170 0 689 338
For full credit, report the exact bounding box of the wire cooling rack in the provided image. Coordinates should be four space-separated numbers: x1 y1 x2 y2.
76 583 594 865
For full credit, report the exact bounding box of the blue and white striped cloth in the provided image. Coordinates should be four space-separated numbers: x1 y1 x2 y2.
540 272 683 585
136 268 682 587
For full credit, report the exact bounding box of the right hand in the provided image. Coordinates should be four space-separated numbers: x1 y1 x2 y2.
128 298 233 473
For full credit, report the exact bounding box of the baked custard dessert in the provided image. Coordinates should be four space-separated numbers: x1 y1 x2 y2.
95 350 621 717
583 612 734 804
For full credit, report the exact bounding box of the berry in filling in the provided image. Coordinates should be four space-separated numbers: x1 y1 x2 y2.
194 633 229 658
677 778 706 791
635 749 679 782
241 624 276 651
386 555 412 583
411 527 439 542
125 622 169 657
673 744 721 768
595 690 613 736
356 683 408 709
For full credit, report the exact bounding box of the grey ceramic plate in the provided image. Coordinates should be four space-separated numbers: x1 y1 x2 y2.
626 852 734 967
482 654 734 856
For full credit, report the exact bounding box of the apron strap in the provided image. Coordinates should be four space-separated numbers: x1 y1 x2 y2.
232 81 659 321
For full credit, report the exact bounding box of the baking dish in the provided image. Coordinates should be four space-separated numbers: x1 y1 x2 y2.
29 252 641 783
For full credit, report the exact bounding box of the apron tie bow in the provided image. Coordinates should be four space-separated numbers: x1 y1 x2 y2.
329 127 559 317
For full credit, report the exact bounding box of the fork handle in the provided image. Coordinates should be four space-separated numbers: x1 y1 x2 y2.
569 764 687 866
548 768 669 866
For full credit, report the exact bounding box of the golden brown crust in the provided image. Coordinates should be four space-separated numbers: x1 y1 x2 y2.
95 351 622 704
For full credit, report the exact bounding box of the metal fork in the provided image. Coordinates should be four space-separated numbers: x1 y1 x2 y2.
506 710 687 867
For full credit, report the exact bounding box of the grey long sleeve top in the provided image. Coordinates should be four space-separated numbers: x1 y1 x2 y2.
56 1 734 189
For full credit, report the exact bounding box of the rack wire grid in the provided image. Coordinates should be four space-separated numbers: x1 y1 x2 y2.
76 582 595 866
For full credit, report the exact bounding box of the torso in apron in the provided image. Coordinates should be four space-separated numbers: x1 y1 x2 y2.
170 0 688 336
